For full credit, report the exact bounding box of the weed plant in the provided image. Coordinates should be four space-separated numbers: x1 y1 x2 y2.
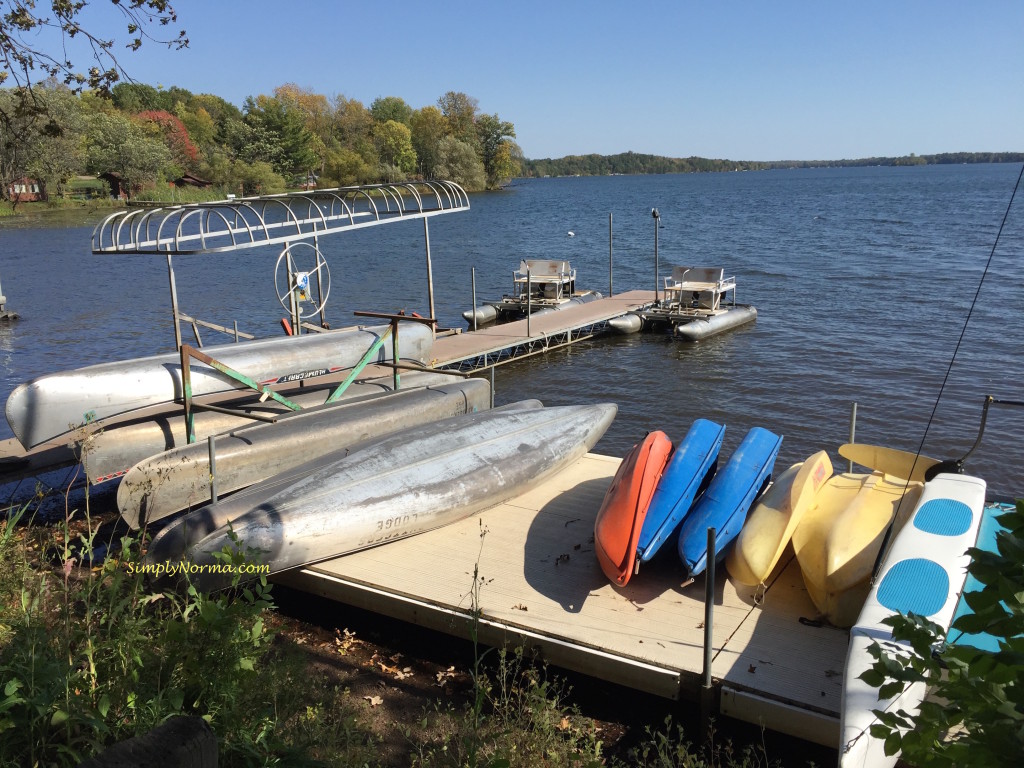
0 491 378 767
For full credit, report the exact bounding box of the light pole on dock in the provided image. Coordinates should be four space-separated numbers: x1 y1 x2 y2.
652 208 660 304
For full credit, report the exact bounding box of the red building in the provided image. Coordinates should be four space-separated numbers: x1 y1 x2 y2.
7 177 44 202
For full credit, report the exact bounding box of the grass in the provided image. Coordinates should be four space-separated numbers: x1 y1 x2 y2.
0 486 807 767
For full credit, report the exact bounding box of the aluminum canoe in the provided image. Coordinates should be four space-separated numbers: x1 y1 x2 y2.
82 369 457 486
147 401 611 590
6 322 434 449
118 378 493 529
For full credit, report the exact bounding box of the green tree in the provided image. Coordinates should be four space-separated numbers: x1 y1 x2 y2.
25 85 86 197
476 112 517 188
0 83 87 204
241 94 317 179
410 105 447 178
370 95 412 126
86 110 172 196
322 146 374 186
437 90 479 147
232 159 286 196
435 135 485 191
373 119 416 174
0 0 187 96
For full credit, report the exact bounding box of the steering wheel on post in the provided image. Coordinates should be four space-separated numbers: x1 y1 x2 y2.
274 242 331 320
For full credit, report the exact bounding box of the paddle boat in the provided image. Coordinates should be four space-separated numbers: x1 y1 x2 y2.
148 402 617 590
463 259 602 326
791 444 936 628
839 472 986 768
676 427 782 583
638 267 757 341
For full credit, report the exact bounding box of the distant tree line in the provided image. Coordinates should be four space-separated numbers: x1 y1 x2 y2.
0 80 521 204
522 150 1024 178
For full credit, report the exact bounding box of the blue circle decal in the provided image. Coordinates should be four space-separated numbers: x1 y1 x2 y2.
914 498 973 537
877 558 949 616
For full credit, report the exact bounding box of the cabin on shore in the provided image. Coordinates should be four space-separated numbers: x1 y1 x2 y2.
7 177 45 203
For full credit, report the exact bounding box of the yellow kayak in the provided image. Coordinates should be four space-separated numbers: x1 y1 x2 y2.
791 470 923 628
726 450 832 586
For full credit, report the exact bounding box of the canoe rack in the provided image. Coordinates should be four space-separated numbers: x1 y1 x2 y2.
90 181 469 255
90 181 470 352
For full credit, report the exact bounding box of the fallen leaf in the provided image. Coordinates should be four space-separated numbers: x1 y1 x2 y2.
364 695 382 707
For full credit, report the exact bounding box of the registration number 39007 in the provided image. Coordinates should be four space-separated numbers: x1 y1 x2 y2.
360 513 421 546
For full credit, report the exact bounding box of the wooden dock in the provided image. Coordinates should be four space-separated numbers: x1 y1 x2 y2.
432 290 655 371
276 452 847 748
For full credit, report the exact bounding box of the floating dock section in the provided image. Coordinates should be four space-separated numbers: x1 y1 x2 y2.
276 452 848 748
434 290 656 372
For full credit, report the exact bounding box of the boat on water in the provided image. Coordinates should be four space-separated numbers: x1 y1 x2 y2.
676 427 781 582
840 472 986 768
118 378 493 529
6 322 435 450
725 450 832 587
637 267 757 341
147 402 617 590
462 260 602 326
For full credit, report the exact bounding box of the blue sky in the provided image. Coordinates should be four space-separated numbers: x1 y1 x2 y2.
70 0 1023 160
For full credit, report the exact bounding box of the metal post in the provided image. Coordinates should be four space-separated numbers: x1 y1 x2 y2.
285 249 301 336
471 267 478 332
489 366 495 409
703 526 716 689
208 435 218 503
526 266 532 337
391 318 401 390
424 218 436 330
167 253 183 351
608 212 614 297
652 208 660 304
849 402 858 473
233 321 239 343
314 234 328 330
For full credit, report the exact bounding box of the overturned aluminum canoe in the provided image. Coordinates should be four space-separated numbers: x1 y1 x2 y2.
118 378 492 529
145 399 545 564
82 369 457 486
6 323 434 449
146 401 616 590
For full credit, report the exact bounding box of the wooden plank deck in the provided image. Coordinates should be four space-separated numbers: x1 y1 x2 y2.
431 290 655 369
275 452 847 748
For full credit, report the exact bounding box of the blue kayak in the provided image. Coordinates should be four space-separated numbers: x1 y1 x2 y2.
637 419 725 565
677 426 783 580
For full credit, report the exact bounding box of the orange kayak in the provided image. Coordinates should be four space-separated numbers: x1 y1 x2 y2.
594 431 673 585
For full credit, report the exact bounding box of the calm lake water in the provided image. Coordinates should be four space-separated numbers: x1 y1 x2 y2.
1 164 1021 498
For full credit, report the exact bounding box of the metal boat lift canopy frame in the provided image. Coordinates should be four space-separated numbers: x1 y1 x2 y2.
89 181 470 350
